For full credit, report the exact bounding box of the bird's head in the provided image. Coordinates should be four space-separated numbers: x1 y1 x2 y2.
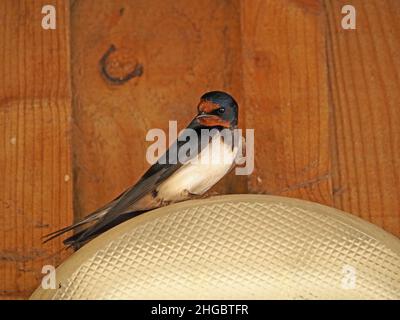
195 91 238 129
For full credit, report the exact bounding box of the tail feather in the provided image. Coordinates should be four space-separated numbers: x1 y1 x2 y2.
42 210 106 244
63 210 147 250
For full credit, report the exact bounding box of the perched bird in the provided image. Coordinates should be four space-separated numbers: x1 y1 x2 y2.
44 91 240 249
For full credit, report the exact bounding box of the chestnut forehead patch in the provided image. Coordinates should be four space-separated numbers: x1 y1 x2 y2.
198 99 220 113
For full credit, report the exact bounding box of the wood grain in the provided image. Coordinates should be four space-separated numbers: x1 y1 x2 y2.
1 0 400 300
0 0 73 299
71 0 246 220
326 0 400 236
241 0 333 205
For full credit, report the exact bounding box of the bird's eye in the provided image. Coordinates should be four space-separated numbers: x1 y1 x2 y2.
218 107 225 114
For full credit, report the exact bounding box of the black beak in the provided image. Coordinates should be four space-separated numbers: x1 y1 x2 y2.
195 113 209 119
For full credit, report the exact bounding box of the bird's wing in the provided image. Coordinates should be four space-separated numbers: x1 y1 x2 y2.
75 118 205 242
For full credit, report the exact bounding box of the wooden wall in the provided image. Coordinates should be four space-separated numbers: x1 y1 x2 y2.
0 0 73 299
0 0 399 299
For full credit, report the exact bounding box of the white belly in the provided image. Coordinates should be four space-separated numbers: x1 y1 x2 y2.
157 133 238 202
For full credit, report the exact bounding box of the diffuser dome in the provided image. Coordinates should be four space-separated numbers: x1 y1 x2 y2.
31 195 400 299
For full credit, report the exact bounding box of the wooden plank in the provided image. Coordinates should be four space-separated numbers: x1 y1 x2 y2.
0 0 73 299
241 0 333 205
326 0 400 236
71 0 246 220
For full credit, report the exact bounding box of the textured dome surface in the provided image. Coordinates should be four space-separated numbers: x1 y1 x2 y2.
31 195 400 299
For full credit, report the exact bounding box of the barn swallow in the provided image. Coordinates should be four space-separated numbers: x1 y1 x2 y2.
44 91 240 249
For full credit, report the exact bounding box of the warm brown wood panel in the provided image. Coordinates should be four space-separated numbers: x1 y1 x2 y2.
326 0 400 236
0 0 73 299
241 0 333 205
1 0 400 300
71 0 246 220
